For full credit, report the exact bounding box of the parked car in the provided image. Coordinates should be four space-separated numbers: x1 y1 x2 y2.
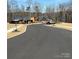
9 16 27 24
9 18 27 24
9 16 36 24
46 19 56 24
9 18 19 24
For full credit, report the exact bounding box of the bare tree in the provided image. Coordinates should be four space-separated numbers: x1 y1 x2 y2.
65 0 72 23
45 0 72 23
8 0 19 20
18 5 25 13
58 4 65 22
58 0 72 23
25 0 32 20
33 1 41 21
7 0 12 22
7 0 18 21
46 5 55 19
7 0 11 13
10 0 18 12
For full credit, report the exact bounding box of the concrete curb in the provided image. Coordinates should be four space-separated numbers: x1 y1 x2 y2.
7 25 22 33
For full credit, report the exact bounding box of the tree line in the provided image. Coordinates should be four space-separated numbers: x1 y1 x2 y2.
7 0 72 23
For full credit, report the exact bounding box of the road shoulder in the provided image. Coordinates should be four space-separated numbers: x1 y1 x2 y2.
44 22 72 31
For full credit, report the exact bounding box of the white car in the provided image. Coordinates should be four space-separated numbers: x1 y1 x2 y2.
46 19 56 24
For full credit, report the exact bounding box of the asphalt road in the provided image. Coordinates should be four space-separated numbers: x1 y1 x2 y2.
7 24 72 59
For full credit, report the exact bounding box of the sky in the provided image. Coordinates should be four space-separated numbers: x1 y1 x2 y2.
8 0 71 13
16 0 70 6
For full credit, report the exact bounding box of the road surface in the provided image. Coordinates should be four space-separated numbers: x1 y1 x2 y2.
7 24 72 59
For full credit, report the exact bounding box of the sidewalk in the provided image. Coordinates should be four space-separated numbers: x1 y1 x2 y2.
7 23 27 39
